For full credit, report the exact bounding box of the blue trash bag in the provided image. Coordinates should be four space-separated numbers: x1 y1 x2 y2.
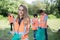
36 27 45 40
12 33 22 40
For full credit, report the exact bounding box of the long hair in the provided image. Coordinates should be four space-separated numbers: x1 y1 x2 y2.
16 5 30 24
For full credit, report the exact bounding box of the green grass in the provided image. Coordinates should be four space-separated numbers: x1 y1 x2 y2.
48 19 60 31
0 28 12 40
0 27 60 40
0 15 60 40
48 14 57 19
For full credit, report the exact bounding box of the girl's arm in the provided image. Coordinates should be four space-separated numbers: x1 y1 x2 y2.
24 18 30 35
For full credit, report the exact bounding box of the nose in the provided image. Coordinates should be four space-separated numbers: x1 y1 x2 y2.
19 11 22 13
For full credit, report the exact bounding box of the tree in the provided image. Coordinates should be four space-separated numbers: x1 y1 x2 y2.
28 0 46 15
0 0 25 16
56 0 60 14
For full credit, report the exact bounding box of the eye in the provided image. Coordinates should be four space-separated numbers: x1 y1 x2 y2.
19 9 24 11
22 10 24 11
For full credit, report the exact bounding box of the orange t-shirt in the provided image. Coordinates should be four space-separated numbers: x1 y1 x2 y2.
32 18 39 30
39 14 48 28
14 18 30 39
8 15 14 23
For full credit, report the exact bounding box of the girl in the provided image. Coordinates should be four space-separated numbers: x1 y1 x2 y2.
12 5 30 40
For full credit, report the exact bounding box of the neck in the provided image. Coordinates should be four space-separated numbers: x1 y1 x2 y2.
20 16 23 19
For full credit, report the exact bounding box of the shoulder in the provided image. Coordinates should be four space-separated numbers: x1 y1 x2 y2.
44 14 48 18
14 18 18 22
44 14 48 16
26 17 30 22
32 18 34 20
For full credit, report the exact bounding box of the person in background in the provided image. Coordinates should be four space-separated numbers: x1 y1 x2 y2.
36 9 48 40
8 13 14 33
12 5 30 40
31 14 39 40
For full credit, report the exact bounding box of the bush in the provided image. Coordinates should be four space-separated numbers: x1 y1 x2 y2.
48 14 57 19
0 15 4 19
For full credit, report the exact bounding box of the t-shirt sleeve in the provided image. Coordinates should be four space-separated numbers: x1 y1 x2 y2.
44 15 48 21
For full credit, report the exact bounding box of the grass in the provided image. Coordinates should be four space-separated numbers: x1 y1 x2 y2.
0 15 60 40
0 28 12 40
0 27 60 40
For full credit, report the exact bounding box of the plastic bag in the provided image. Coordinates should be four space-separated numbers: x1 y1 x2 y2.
36 27 45 40
12 33 22 40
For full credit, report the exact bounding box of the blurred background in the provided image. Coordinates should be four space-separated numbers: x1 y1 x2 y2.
0 0 60 40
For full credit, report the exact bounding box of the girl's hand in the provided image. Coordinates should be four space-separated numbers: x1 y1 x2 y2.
11 31 14 35
22 35 25 39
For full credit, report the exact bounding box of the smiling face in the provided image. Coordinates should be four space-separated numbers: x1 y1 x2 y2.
17 5 30 25
18 6 24 17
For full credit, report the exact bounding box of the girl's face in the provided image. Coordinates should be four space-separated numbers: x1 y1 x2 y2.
18 6 24 17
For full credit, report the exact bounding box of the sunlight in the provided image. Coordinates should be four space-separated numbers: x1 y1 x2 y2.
25 0 35 4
